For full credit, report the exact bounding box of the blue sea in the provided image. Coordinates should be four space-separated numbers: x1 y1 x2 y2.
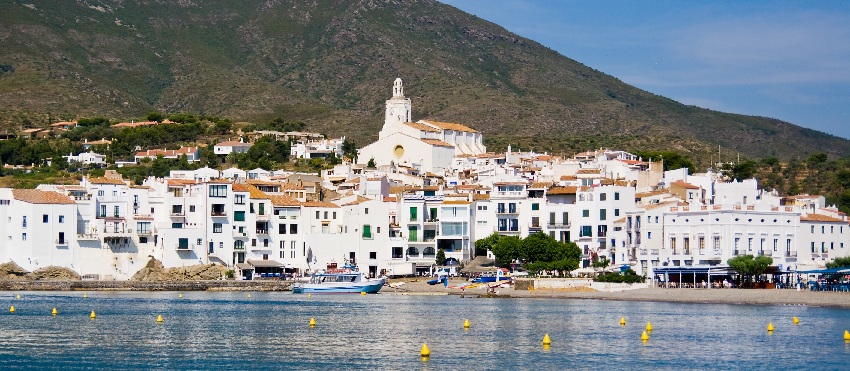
0 291 848 370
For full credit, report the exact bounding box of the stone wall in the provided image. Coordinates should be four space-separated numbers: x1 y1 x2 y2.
0 280 293 291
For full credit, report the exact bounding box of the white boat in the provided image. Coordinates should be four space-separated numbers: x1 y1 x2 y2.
292 271 387 294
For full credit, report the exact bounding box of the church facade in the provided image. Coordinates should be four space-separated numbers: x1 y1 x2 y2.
358 78 486 174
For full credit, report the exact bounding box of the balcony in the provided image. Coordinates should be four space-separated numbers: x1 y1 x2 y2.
650 249 659 255
547 222 571 229
175 243 191 251
210 210 227 217
170 211 185 217
529 224 543 230
785 251 797 257
77 233 99 240
758 250 772 257
496 209 518 215
822 253 829 259
424 218 439 224
255 229 269 235
137 229 153 236
496 229 521 235
103 228 132 238
55 239 68 246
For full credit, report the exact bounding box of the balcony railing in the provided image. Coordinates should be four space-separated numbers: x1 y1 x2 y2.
785 251 797 257
529 224 542 230
496 210 518 215
137 229 152 236
211 210 227 217
650 249 659 255
170 210 185 216
175 244 191 251
547 222 571 229
77 233 99 240
256 229 269 235
55 239 68 245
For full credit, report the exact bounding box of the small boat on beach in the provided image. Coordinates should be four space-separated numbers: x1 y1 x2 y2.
292 271 387 294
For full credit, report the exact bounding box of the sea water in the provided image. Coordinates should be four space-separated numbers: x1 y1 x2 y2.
0 291 848 370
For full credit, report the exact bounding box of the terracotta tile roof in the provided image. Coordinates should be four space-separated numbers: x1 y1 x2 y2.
270 195 302 207
279 182 305 190
302 201 340 208
614 180 631 187
636 189 670 198
547 186 578 195
133 214 155 221
421 139 454 147
112 120 174 128
800 214 846 223
617 159 645 165
231 183 251 192
167 179 197 186
383 196 397 202
246 179 279 186
135 147 197 158
12 189 75 204
246 185 269 199
404 122 441 133
442 200 471 205
388 186 406 195
88 177 126 185
529 182 551 189
577 169 601 174
472 194 491 201
493 181 525 186
643 201 678 210
671 180 700 190
215 141 252 147
560 175 577 181
341 196 372 206
614 217 627 223
419 120 478 133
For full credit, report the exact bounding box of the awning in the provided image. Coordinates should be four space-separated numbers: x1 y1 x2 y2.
248 259 285 268
798 266 850 274
235 263 252 270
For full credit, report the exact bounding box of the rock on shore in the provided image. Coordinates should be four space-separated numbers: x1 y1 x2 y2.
0 261 80 281
132 258 228 281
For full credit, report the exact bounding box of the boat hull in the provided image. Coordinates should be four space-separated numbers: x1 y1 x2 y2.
293 277 387 294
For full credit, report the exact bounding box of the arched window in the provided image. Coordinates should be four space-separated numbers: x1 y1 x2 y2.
579 194 586 201
406 246 420 256
423 247 436 257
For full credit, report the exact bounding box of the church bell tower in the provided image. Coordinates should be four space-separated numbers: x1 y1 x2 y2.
380 78 412 139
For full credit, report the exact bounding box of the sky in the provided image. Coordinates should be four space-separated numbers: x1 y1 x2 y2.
440 0 850 140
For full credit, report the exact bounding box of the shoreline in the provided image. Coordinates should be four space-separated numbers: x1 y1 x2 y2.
3 278 850 309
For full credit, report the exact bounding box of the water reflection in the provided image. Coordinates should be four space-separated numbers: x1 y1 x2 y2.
0 292 847 369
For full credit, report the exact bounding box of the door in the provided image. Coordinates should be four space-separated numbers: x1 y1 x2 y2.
369 265 378 278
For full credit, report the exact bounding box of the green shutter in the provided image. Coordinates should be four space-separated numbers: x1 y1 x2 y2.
363 225 371 239
410 207 418 221
234 211 245 221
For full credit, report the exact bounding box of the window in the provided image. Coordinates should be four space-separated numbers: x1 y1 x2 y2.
648 232 652 239
97 190 104 196
614 209 620 217
562 212 569 224
172 223 183 229
22 233 26 241
333 212 337 219
213 223 222 233
409 207 418 221
189 205 195 212
99 205 106 218
137 222 151 234
234 211 245 222
600 209 607 221
600 193 607 201
580 226 592 237
364 208 368 215
234 194 245 204
114 206 120 217
209 185 227 197
324 211 328 219
531 203 539 211
773 239 778 251
363 225 372 239
315 211 320 219
290 224 297 234
408 226 418 242
582 210 589 218
22 216 27 228
177 238 189 250
370 252 377 260
670 238 677 250
197 238 202 246
258 203 265 216
139 237 148 244
279 223 287 234
614 192 620 200
43 214 48 223
508 203 517 213
477 205 488 211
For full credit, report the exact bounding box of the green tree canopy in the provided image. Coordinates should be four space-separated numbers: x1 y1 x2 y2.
727 255 773 284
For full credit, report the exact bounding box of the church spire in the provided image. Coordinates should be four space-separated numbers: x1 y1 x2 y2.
393 78 404 98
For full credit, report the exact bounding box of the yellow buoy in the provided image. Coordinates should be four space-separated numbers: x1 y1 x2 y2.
179 293 183 298
9 305 14 313
542 333 551 345
309 317 316 327
619 317 626 326
52 308 58 316
360 291 366 296
645 322 653 332
90 311 96 319
83 293 87 298
463 319 470 329
641 331 650 341
16 294 20 299
156 314 163 323
420 343 431 357
247 293 251 298
767 323 775 332
844 330 850 341
793 316 799 325
307 294 311 298
543 343 550 351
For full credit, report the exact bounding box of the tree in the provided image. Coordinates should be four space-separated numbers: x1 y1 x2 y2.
727 255 773 285
146 112 166 123
520 232 556 263
474 232 501 257
826 256 850 269
367 157 376 168
341 138 358 162
491 235 521 267
592 256 610 268
435 249 447 266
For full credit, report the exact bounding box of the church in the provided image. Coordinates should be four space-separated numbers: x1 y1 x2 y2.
358 78 486 174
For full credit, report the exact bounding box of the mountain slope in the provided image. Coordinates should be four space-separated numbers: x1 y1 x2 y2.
0 0 847 161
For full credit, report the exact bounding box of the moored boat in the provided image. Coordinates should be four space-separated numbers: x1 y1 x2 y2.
292 271 387 294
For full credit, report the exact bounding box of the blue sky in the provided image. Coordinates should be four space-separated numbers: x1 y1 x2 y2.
440 0 850 140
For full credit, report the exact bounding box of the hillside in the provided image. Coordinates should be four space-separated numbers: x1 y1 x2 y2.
1 0 848 162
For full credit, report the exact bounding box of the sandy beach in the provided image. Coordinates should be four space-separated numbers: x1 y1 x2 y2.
384 277 850 308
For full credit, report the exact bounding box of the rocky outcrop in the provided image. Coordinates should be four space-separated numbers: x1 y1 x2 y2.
29 266 81 281
132 258 228 281
0 261 29 280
